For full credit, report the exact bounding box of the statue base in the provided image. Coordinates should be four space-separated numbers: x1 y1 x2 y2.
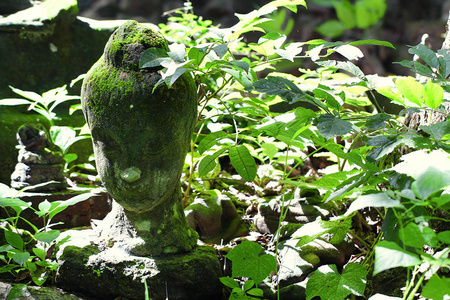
55 230 223 300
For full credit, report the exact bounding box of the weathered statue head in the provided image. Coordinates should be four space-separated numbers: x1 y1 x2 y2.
81 21 198 255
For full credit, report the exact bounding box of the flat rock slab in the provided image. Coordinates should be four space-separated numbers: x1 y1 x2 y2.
55 241 223 300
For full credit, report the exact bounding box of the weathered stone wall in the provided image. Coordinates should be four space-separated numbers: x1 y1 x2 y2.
0 0 129 184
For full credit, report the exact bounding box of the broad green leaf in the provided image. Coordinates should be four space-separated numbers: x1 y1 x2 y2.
198 131 228 154
219 277 240 289
226 241 276 284
316 20 345 38
366 113 391 129
395 76 424 106
7 284 27 300
421 275 450 300
423 80 443 108
229 145 257 181
373 240 421 275
408 44 440 69
334 0 355 29
5 230 23 251
0 197 31 211
48 192 97 219
317 113 352 140
437 48 450 77
223 68 253 88
421 120 450 140
344 192 402 216
35 230 60 244
12 251 30 266
411 166 450 199
437 231 450 243
399 223 438 248
313 88 341 111
139 47 169 68
350 39 395 49
198 148 227 177
306 263 367 300
261 143 278 161
50 126 89 154
247 288 264 297
213 44 228 58
32 248 47 261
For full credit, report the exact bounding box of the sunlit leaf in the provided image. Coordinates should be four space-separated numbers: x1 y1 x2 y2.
306 263 367 300
345 192 402 216
229 145 257 181
395 76 424 106
373 240 421 275
226 241 276 284
423 80 443 108
139 47 169 68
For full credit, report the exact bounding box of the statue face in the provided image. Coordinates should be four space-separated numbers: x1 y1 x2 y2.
89 109 189 212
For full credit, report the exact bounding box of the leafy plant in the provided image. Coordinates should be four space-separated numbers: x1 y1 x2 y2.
220 241 276 299
316 0 387 38
0 78 91 172
0 182 97 299
137 1 449 299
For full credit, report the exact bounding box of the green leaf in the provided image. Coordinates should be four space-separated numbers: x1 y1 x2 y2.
316 20 345 38
366 113 391 129
219 277 240 289
373 240 421 275
395 76 424 106
198 131 228 154
198 148 228 177
247 288 264 297
213 44 228 58
13 251 30 266
306 263 367 300
229 145 257 181
313 88 341 111
223 68 254 88
421 121 450 140
423 80 443 108
35 230 60 244
7 284 27 300
139 47 169 68
411 166 450 199
226 241 276 284
32 248 47 261
399 223 439 248
5 230 23 251
408 44 440 69
317 113 353 140
437 230 450 243
422 275 450 300
350 39 395 49
334 0 356 29
50 126 89 154
345 192 402 216
48 192 96 219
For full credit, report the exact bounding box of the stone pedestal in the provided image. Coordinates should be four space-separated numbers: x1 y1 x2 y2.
55 230 223 300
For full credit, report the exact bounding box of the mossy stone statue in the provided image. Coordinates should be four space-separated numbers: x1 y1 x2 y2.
81 21 198 256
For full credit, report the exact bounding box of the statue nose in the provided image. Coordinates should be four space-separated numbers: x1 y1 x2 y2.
120 166 142 183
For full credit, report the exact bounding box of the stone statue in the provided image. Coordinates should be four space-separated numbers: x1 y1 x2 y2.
81 21 198 256
10 123 67 191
